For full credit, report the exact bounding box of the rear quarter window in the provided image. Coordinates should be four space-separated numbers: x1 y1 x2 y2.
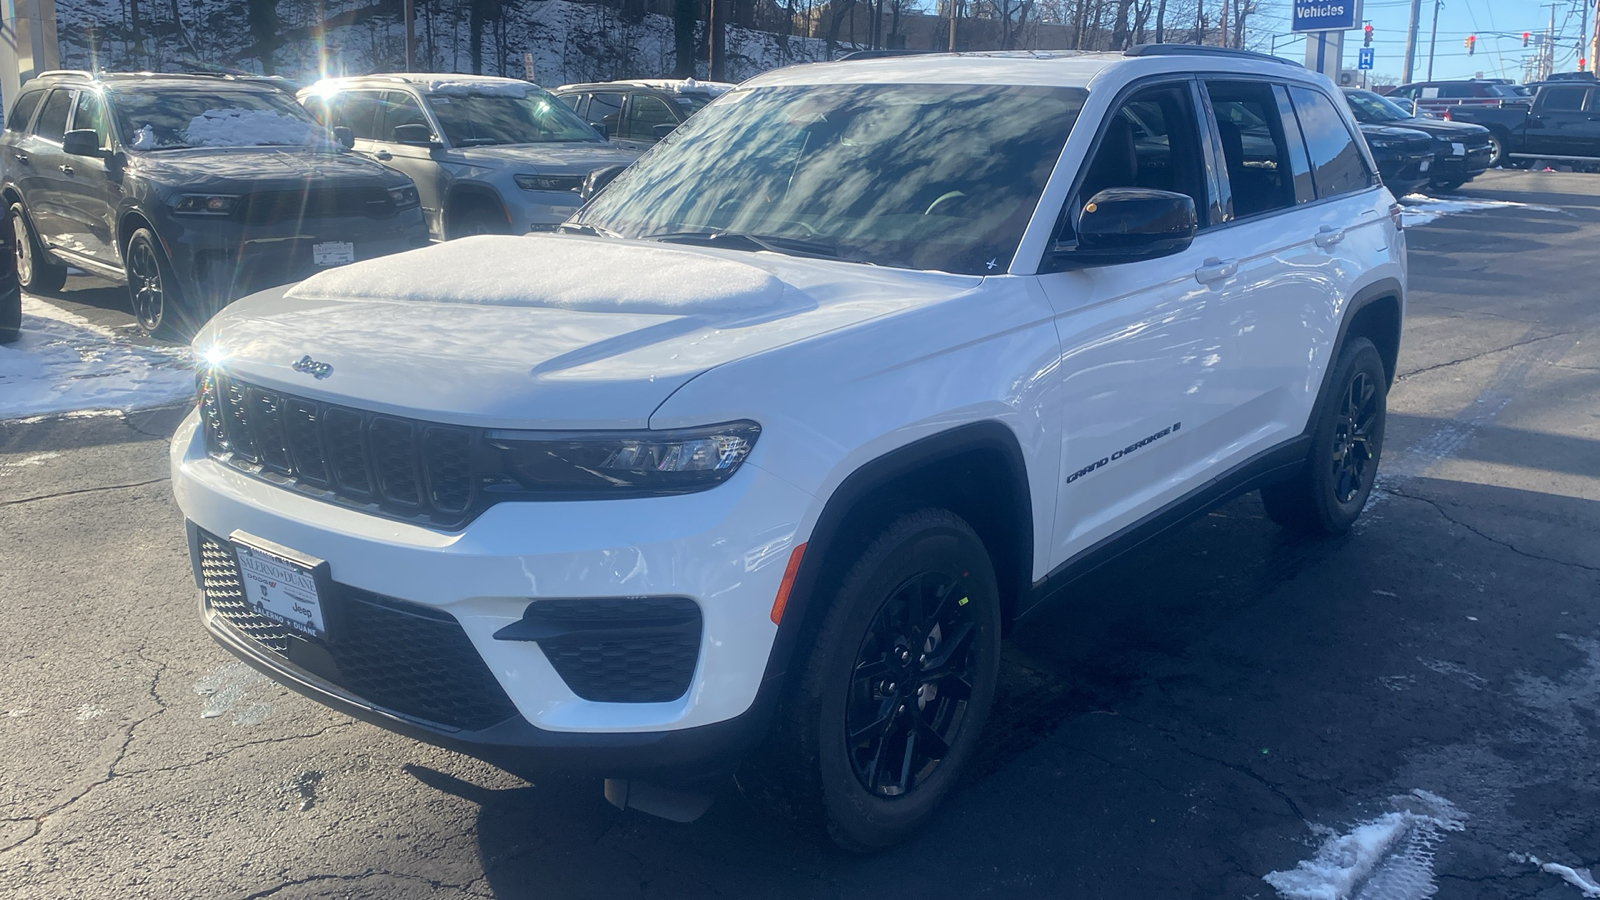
6 90 44 133
1540 88 1585 111
1287 86 1371 199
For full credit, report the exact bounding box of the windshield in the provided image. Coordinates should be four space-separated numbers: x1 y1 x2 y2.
110 88 326 150
576 83 1088 275
424 88 604 146
1345 90 1414 123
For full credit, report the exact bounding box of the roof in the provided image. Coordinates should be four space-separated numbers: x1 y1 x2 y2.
312 72 532 87
552 78 737 95
32 70 293 91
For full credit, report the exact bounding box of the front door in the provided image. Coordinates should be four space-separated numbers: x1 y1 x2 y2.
54 90 121 268
1036 78 1239 558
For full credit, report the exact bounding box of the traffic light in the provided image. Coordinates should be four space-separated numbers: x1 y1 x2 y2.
1523 31 1531 47
1364 24 1373 46
1465 34 1477 55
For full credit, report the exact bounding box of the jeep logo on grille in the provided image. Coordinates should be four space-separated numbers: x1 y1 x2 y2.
291 355 334 380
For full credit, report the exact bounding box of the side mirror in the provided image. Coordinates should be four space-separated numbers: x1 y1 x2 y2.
652 122 678 140
580 164 627 201
1051 188 1197 269
61 129 105 157
392 123 438 146
332 125 355 149
589 121 611 139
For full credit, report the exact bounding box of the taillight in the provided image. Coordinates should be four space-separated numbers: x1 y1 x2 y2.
1389 202 1404 230
1442 108 1452 121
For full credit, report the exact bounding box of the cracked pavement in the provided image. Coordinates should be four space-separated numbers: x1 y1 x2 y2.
2 170 1598 898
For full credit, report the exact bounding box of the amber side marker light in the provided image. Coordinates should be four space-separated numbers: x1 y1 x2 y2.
769 543 807 625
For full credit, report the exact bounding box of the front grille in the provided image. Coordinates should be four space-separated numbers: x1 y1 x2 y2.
198 531 520 731
521 597 702 703
201 372 475 526
235 188 396 226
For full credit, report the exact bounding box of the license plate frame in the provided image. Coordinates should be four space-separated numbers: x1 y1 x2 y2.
1419 158 1431 172
312 241 355 267
230 531 336 641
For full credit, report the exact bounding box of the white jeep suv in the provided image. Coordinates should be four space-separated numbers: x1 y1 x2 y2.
172 46 1404 850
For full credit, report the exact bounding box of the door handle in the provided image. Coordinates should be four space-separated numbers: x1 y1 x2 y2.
13 153 28 165
1195 257 1237 284
1314 225 1345 248
58 164 74 176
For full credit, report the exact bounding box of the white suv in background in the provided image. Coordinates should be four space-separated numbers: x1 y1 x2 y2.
299 74 639 239
173 47 1404 851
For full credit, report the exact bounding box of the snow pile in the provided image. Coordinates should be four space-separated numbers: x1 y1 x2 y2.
287 235 786 315
0 298 194 421
1399 194 1563 228
426 79 536 97
184 108 323 148
632 78 738 95
1512 855 1600 898
130 125 158 150
1264 790 1466 900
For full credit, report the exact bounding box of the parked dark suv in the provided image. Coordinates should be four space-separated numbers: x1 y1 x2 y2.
0 71 429 337
551 79 733 151
1344 88 1492 191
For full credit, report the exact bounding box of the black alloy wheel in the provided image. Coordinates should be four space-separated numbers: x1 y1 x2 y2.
845 570 979 798
124 228 189 339
1330 370 1380 505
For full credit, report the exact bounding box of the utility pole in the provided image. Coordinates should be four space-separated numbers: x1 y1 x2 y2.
1402 0 1422 83
1543 2 1557 80
948 0 957 50
1582 0 1589 71
1426 0 1441 80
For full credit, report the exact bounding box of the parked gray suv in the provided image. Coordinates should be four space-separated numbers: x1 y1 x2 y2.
0 71 429 337
300 75 640 239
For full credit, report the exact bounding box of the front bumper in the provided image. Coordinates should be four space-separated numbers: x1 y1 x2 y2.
170 409 811 773
1429 144 1493 181
167 208 431 302
505 190 584 231
1375 149 1435 196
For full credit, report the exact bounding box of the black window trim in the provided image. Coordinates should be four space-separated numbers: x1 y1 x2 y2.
32 86 77 146
1195 75 1383 235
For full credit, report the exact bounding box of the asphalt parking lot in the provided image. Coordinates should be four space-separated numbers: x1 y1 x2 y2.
2 169 1599 899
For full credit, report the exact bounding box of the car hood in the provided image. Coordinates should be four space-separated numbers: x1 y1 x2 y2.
1388 117 1492 139
446 142 640 172
195 234 983 430
130 146 408 189
1359 124 1435 146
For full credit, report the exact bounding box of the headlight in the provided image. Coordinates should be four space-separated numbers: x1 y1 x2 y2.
514 173 581 192
485 421 761 497
388 184 420 209
1366 139 1393 150
172 194 239 215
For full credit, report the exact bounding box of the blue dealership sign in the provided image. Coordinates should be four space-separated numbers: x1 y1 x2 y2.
1292 0 1362 32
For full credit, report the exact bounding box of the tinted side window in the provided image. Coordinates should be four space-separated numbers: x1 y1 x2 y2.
1389 87 1418 100
1068 81 1208 238
588 91 624 130
1206 81 1297 218
7 90 44 133
1438 85 1472 98
329 91 385 140
626 94 677 139
1288 86 1371 199
70 91 111 150
555 93 581 112
1541 88 1585 111
34 89 73 142
380 91 431 141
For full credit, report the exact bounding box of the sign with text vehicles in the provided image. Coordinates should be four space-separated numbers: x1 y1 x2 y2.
1293 0 1362 33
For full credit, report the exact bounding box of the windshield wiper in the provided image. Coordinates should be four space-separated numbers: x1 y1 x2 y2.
557 222 622 238
648 230 843 260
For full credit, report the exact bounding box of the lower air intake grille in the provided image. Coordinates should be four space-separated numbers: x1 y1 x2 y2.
522 597 703 703
198 531 519 731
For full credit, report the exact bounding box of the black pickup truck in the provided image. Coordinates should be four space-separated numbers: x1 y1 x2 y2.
1441 83 1600 168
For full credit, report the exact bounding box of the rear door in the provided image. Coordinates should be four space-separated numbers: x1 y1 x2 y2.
586 91 625 140
21 88 74 242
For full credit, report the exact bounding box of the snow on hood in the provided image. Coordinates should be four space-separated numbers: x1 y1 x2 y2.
182 108 325 148
288 234 785 315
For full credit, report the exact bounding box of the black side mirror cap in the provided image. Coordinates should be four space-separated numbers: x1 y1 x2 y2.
589 121 611 139
392 123 440 146
580 164 628 202
1047 188 1197 270
61 129 106 158
332 125 355 149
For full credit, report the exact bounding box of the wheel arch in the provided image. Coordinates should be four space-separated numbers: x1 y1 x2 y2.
444 184 509 233
763 421 1035 693
1306 278 1403 434
116 209 157 258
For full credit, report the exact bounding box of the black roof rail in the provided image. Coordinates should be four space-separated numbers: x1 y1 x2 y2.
836 49 936 61
1123 43 1303 67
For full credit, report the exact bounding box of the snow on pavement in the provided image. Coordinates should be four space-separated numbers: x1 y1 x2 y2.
1263 789 1466 900
1399 194 1564 228
0 297 193 422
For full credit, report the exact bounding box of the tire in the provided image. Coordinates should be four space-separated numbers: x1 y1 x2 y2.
447 201 512 239
10 201 67 294
1486 132 1508 168
738 509 1003 852
1260 337 1388 536
124 227 193 340
0 267 18 344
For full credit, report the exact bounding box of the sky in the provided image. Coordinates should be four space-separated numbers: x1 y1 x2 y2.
1257 0 1597 84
